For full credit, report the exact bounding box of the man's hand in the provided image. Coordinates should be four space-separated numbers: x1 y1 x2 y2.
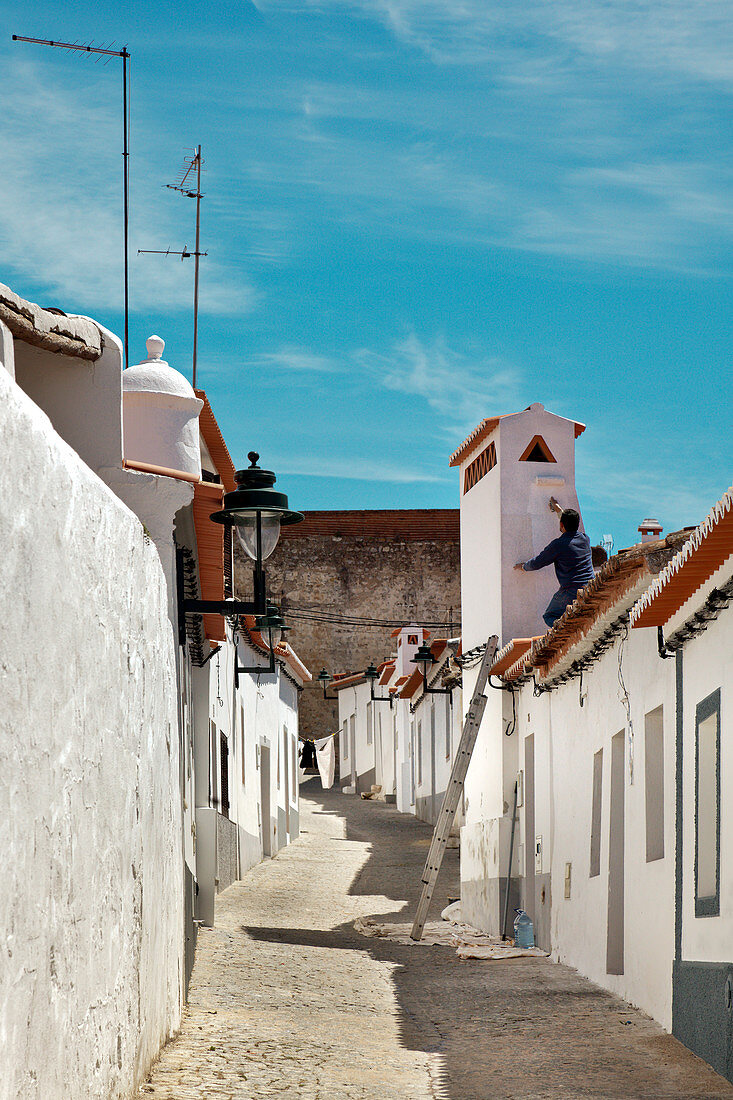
513 562 525 572
549 496 562 515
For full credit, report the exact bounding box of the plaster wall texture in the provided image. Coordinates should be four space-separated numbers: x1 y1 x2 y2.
0 319 15 378
338 681 377 794
512 627 676 1029
457 404 582 935
264 519 461 742
674 564 733 964
0 370 183 1099
395 695 413 812
13 321 124 475
122 347 203 479
457 405 581 651
412 690 462 826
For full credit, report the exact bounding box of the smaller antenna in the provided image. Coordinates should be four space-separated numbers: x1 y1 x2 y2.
139 146 205 388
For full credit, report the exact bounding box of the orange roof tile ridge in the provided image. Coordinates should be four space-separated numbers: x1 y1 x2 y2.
630 486 733 627
449 408 586 467
195 389 237 493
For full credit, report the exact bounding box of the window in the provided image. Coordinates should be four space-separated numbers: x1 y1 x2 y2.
407 634 418 645
589 749 603 877
366 702 373 746
644 706 664 862
445 693 451 760
291 732 297 804
220 733 230 819
695 689 720 917
342 719 348 759
464 441 496 494
518 435 556 463
417 720 423 786
209 720 218 808
241 705 246 786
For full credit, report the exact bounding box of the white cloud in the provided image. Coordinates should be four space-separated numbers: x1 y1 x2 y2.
250 345 338 372
282 0 733 84
271 453 447 483
0 57 254 317
356 332 523 435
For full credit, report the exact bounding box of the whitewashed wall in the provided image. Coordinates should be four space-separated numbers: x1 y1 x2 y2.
0 370 183 1099
338 681 375 793
670 562 733 965
513 627 676 1028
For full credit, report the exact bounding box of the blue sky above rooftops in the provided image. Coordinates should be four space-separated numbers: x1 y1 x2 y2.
0 0 731 550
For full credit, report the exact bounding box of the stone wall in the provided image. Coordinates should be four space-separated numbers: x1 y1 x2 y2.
0 369 183 1099
254 511 461 748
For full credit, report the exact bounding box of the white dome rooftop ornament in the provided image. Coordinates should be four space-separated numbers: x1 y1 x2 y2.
123 335 203 477
123 335 200 402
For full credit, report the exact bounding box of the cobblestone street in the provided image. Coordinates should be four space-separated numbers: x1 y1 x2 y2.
139 787 733 1099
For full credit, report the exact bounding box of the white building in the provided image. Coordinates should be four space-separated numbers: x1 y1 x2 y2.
0 284 310 1097
333 624 463 833
449 402 586 933
453 391 733 1084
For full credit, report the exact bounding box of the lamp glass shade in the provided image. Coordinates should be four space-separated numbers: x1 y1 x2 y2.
413 643 435 679
235 514 281 561
364 663 379 682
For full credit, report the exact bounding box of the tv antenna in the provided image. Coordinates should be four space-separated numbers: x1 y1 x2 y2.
139 146 206 388
13 35 132 370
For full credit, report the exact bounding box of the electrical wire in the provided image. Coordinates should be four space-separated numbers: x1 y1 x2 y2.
283 606 460 631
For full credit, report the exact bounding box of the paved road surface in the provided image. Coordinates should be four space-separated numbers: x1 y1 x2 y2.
139 786 733 1099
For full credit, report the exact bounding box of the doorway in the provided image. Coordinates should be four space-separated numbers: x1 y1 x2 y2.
524 735 535 927
260 744 271 858
607 730 625 975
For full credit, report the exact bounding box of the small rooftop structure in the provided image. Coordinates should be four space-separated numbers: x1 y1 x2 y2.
123 336 203 479
638 518 663 543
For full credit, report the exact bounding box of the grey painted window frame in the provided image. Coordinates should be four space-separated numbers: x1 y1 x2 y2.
694 688 721 918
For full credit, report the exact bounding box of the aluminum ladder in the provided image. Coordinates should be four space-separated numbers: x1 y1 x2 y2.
410 635 499 941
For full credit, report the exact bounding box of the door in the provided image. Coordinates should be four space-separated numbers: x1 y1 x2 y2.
524 735 535 928
607 730 625 975
260 745 271 857
283 728 290 838
376 711 383 789
349 714 356 788
430 702 437 822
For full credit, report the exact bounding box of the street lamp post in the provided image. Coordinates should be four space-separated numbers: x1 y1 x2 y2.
178 452 303 627
364 662 393 708
412 642 453 703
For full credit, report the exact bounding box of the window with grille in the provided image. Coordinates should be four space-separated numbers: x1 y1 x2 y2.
464 442 496 493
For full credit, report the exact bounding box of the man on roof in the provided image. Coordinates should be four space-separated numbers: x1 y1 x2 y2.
514 497 595 629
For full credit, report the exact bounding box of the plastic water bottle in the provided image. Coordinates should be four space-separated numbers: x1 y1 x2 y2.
513 909 534 948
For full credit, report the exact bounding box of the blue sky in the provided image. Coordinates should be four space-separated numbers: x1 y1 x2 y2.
1 0 731 549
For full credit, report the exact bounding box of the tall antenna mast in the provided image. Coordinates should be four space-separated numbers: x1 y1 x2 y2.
13 35 132 370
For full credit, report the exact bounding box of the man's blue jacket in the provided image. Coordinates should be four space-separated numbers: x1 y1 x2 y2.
522 531 595 589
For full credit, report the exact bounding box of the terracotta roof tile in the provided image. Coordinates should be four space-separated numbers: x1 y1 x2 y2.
631 487 733 628
277 510 459 541
195 389 236 492
192 481 226 642
449 407 585 468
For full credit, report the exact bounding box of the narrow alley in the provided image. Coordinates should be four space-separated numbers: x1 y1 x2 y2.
139 788 733 1100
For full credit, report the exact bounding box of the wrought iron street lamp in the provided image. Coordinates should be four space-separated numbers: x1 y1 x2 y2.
179 451 303 628
412 642 453 702
364 662 393 708
317 669 338 700
234 603 286 685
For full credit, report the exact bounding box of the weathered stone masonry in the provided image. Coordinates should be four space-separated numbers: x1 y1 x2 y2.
252 510 461 748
